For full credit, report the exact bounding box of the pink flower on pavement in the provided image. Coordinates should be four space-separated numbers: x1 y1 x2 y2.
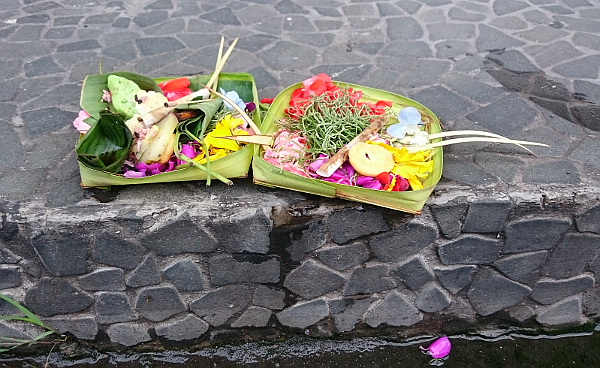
73 110 91 134
420 336 451 366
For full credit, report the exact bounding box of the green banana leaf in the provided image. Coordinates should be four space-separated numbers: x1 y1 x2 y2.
252 82 443 214
75 110 133 173
178 97 223 139
80 72 162 119
77 72 261 188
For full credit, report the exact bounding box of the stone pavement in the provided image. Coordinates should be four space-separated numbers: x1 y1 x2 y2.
1 0 600 350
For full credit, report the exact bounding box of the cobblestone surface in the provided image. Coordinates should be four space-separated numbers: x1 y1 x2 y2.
0 0 599 350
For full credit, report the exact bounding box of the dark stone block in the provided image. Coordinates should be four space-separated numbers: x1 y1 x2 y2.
22 107 76 138
504 217 571 253
23 56 63 78
310 64 372 84
469 94 538 137
463 200 512 233
102 41 137 62
95 292 137 324
476 24 524 52
92 231 146 270
314 7 342 17
23 1 61 13
330 296 375 332
572 105 600 131
286 221 327 262
393 255 434 290
315 242 369 271
536 296 582 327
145 0 173 9
416 283 452 312
494 251 547 284
45 317 98 340
285 259 345 299
582 285 600 317
531 96 573 123
386 17 423 40
442 73 504 104
0 266 21 289
443 155 501 186
438 235 501 265
542 233 600 279
468 268 531 316
156 314 209 341
163 259 205 291
434 265 477 294
54 16 83 26
57 39 101 52
236 34 278 53
126 255 161 288
378 3 403 16
132 10 168 27
260 41 317 71
275 0 308 14
209 255 280 286
190 285 253 326
112 17 130 28
531 76 570 101
17 14 50 24
365 291 422 327
135 286 186 322
207 208 271 254
231 306 272 328
9 25 44 41
411 86 475 122
590 255 600 283
486 68 532 92
141 216 217 256
531 274 595 305
106 323 151 347
370 222 437 262
283 16 315 32
576 203 600 234
200 8 241 25
0 124 23 169
431 203 468 239
523 161 581 184
0 321 33 340
276 299 329 329
328 208 389 244
315 20 343 31
253 285 285 310
44 27 76 39
343 264 396 296
84 12 119 24
0 246 19 264
135 37 185 56
79 268 125 291
487 50 540 73
31 231 87 276
552 54 600 79
25 278 93 317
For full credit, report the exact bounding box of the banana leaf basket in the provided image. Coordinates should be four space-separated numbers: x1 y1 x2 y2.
252 82 443 214
76 72 261 188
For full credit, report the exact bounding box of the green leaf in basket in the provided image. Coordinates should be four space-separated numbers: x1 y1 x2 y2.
76 110 133 173
80 72 162 119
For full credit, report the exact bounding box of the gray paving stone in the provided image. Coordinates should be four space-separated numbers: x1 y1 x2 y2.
576 203 600 234
95 292 137 324
467 268 531 316
542 5 575 14
427 23 476 41
311 64 372 84
377 3 403 16
329 296 374 332
9 25 44 41
146 0 174 9
393 255 434 290
22 1 61 13
112 17 130 28
146 19 185 36
25 83 80 109
449 7 486 22
572 32 600 51
79 268 125 291
554 15 600 33
572 105 600 131
504 217 571 254
569 137 600 169
282 15 314 32
135 286 186 322
476 24 525 52
132 11 168 28
370 221 438 262
106 323 151 347
438 235 501 265
315 242 369 271
54 16 83 26
522 161 581 184
285 259 344 299
0 60 21 80
434 40 470 58
411 86 475 122
328 208 389 244
92 231 146 270
209 255 280 286
399 59 451 88
235 34 278 52
540 107 582 136
135 37 185 56
276 299 329 329
416 282 452 312
487 50 540 74
276 0 308 14
442 74 504 104
552 55 600 79
163 259 205 291
473 152 526 183
286 221 327 262
529 97 572 122
573 81 600 104
530 76 570 101
17 14 50 24
31 231 87 276
494 251 548 284
435 265 478 296
536 296 582 326
542 233 600 279
231 306 272 327
44 27 76 39
463 200 512 233
24 56 63 77
365 290 422 327
24 278 93 317
253 285 285 310
467 94 537 137
343 264 396 296
526 41 585 69
531 274 595 305
0 124 23 170
314 7 342 17
395 0 422 14
0 169 46 200
207 208 271 254
0 246 19 264
200 7 241 25
44 317 98 340
190 285 253 326
84 12 119 24
485 68 531 93
442 154 500 186
155 314 209 341
493 0 530 15
386 17 423 40
582 285 600 317
0 265 21 289
57 39 101 52
126 255 161 288
141 216 217 256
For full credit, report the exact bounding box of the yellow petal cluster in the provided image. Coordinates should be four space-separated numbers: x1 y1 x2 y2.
194 114 249 164
369 141 433 190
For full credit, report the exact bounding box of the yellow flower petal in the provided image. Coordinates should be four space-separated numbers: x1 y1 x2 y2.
368 141 433 191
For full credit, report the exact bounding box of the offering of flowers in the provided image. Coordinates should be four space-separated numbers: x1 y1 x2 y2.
252 74 546 213
74 38 261 188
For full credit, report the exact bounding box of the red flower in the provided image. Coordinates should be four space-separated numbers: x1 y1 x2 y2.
303 73 339 95
158 77 192 101
260 98 275 104
367 100 393 115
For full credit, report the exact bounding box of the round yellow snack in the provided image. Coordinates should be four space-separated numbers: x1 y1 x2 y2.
348 142 395 177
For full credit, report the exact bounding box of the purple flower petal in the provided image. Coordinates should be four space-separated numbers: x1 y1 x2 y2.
181 144 197 159
135 162 149 172
123 171 147 178
245 102 256 113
